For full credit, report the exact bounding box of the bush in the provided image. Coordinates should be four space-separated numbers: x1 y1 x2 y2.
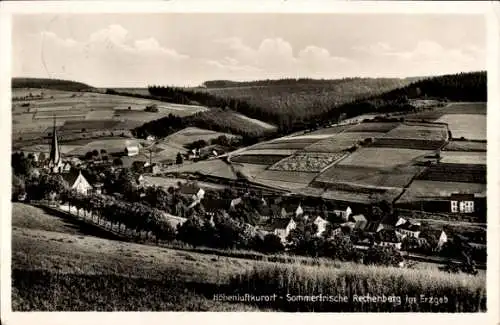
363 246 403 267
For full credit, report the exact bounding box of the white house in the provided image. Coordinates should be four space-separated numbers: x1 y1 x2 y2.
437 231 448 249
125 146 139 157
450 193 475 213
62 171 93 195
313 216 329 236
395 221 421 238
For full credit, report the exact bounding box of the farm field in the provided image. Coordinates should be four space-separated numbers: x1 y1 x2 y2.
439 151 486 165
436 114 486 141
11 202 484 312
396 180 486 204
443 141 487 152
142 176 227 191
255 169 318 184
440 102 487 115
65 138 142 156
297 124 352 137
249 138 321 150
337 148 430 169
313 165 425 189
269 152 346 172
19 143 81 155
381 122 448 141
321 188 403 204
231 112 277 130
404 102 486 121
416 163 486 184
232 149 297 157
303 132 384 152
12 88 208 143
164 127 239 147
230 154 289 165
344 122 400 133
163 159 238 180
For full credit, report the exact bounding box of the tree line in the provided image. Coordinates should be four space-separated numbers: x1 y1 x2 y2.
12 77 94 92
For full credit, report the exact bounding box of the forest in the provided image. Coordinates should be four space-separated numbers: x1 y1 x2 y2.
12 77 94 92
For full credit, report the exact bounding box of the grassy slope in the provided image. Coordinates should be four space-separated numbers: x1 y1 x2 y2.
12 203 486 311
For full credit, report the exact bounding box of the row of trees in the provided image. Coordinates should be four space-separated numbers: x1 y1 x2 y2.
60 191 176 243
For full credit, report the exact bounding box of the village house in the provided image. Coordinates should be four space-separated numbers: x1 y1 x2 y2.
353 238 372 250
124 145 139 157
313 216 329 236
395 221 421 238
162 212 188 230
279 203 304 218
201 198 231 217
420 229 448 251
179 183 205 202
375 229 403 250
450 193 475 214
229 197 243 211
258 218 297 243
62 170 93 195
333 206 352 221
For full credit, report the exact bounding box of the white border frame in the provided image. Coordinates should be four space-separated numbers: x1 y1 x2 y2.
1 1 498 325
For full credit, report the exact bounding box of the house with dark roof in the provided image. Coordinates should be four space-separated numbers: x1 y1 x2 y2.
353 238 373 250
179 182 205 201
420 229 448 251
257 218 296 243
375 229 403 250
202 198 231 217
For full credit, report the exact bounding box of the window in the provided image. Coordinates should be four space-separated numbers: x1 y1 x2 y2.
451 200 458 213
464 201 474 213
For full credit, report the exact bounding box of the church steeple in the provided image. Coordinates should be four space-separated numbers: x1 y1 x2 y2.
48 115 61 172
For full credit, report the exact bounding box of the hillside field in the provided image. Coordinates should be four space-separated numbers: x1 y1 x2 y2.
12 88 208 145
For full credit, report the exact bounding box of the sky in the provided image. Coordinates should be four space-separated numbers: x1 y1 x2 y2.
12 14 486 87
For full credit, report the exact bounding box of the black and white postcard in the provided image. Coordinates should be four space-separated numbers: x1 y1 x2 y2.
1 1 499 324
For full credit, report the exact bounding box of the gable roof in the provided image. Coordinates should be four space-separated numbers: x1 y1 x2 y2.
396 222 421 232
202 198 231 212
365 221 381 233
179 182 200 195
377 229 401 243
260 218 293 232
61 171 80 186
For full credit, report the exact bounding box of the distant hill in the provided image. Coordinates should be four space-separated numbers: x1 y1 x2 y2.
149 77 418 133
200 77 421 89
12 77 95 92
315 71 487 126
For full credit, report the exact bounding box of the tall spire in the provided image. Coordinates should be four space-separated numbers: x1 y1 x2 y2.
49 115 61 169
